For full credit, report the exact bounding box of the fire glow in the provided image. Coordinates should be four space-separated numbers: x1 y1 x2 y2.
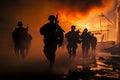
52 0 115 32
58 9 107 32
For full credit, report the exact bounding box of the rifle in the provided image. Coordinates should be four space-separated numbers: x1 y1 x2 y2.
55 14 64 47
55 14 64 32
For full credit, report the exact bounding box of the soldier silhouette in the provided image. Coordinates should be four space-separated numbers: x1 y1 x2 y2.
65 25 81 58
25 26 32 54
40 15 64 69
91 33 97 57
81 28 91 57
12 21 28 58
87 32 92 55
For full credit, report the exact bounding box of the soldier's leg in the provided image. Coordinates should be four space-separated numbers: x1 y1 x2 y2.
14 44 19 56
20 48 25 59
93 47 96 57
49 43 57 69
72 45 77 56
82 43 85 57
26 43 31 54
67 44 72 58
91 47 94 58
49 52 55 69
86 44 90 57
44 45 50 60
91 46 94 54
26 45 29 55
20 43 26 59
44 43 57 69
85 46 88 57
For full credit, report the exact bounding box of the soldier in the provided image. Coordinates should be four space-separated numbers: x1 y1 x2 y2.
81 28 91 57
91 33 97 56
65 25 81 58
40 15 64 69
12 21 28 58
25 26 32 54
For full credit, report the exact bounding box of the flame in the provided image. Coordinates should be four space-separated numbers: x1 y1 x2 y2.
57 5 116 42
56 0 115 33
58 9 102 32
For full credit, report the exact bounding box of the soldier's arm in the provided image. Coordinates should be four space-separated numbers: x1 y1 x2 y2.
40 24 47 35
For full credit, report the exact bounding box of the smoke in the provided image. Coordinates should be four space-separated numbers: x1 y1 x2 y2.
50 0 114 15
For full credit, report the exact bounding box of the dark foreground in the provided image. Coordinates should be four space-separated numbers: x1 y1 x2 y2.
0 68 119 80
1 53 120 80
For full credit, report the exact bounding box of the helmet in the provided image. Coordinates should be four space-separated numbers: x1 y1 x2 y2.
17 21 23 26
48 15 55 20
84 28 88 32
91 33 94 36
71 25 75 30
